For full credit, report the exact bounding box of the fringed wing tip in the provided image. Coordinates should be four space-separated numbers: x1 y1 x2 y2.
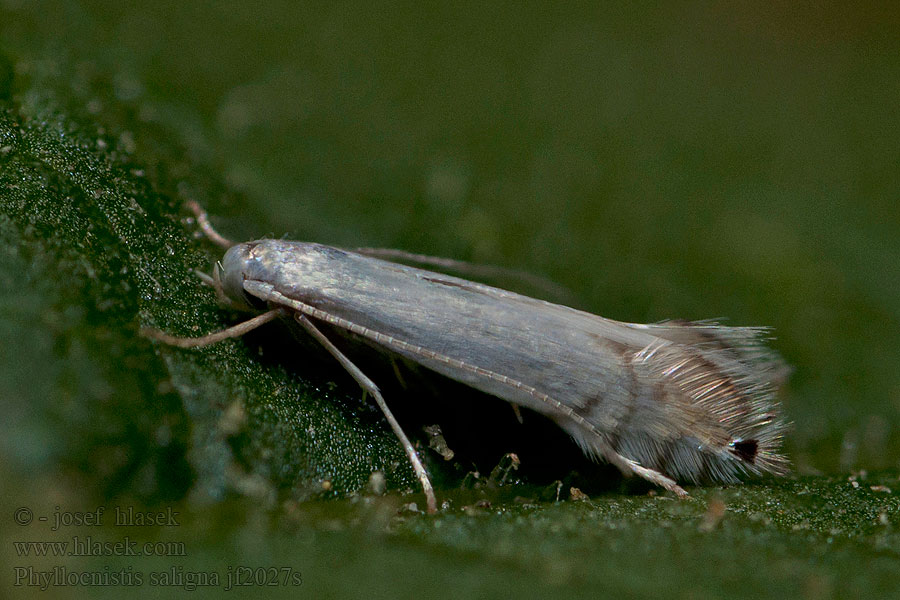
569 319 791 488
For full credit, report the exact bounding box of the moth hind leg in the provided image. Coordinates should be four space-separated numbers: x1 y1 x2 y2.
584 435 688 497
609 452 688 498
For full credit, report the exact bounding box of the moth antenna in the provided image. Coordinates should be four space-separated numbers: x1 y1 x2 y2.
353 247 576 304
186 200 235 248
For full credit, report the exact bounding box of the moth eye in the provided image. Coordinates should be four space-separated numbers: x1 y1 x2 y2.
729 439 759 463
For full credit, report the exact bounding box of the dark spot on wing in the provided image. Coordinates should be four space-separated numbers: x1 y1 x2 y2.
729 439 758 463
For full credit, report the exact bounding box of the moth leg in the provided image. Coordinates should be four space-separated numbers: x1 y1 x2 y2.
389 357 409 389
612 455 688 498
186 200 235 249
593 439 688 497
293 313 438 514
142 309 284 348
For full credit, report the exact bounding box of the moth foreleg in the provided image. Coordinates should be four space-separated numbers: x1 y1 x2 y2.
293 313 438 514
142 309 284 348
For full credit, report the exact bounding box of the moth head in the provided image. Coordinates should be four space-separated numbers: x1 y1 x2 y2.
218 242 267 310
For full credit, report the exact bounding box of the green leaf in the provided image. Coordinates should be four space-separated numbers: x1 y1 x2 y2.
2 3 899 598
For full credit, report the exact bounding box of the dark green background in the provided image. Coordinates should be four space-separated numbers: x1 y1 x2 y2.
1 2 898 598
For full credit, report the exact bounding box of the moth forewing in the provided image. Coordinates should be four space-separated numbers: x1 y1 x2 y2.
147 204 789 511
236 240 788 491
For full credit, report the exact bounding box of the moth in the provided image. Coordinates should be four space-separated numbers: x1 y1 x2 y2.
145 202 789 513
